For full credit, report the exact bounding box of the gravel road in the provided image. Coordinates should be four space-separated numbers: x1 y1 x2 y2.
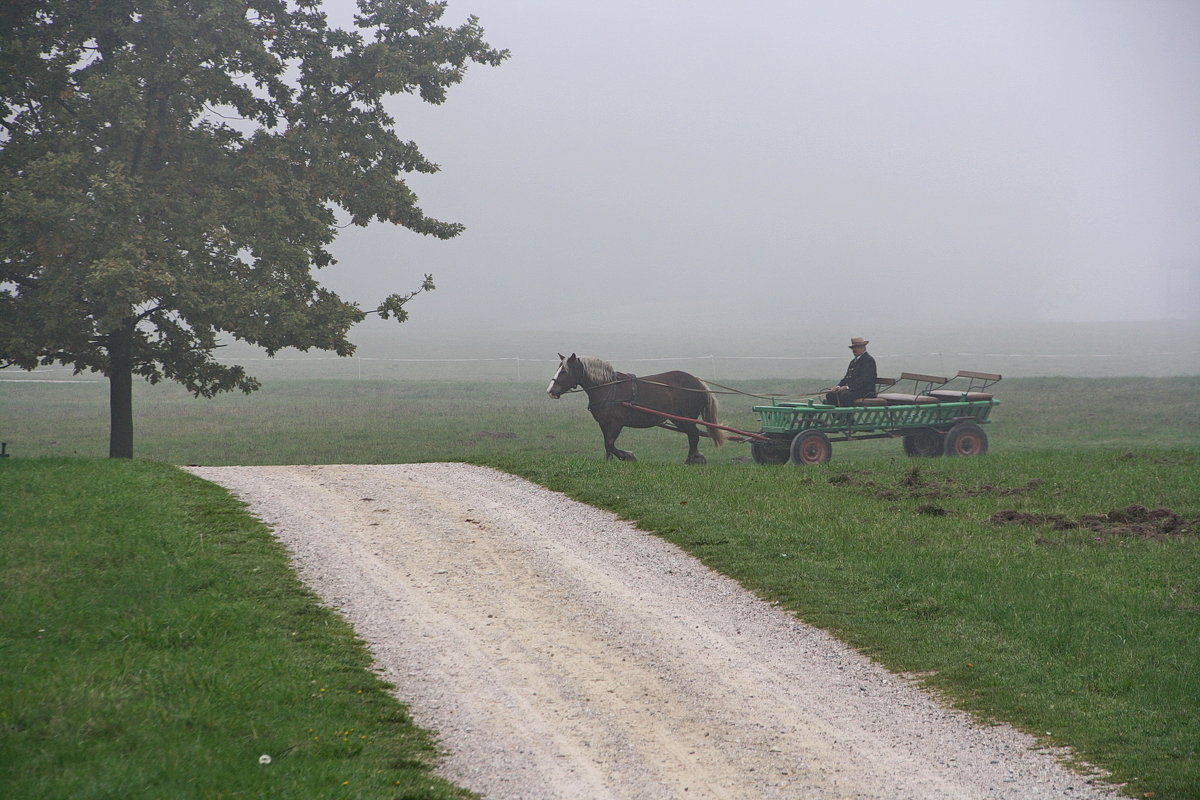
187 463 1120 800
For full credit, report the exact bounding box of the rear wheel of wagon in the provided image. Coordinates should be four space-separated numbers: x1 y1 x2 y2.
944 421 988 457
790 430 833 465
903 428 945 458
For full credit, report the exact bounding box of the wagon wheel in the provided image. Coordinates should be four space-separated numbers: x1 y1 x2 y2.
944 421 988 457
903 428 945 458
790 430 832 465
751 438 790 465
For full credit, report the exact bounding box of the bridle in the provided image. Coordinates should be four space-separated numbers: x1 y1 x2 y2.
547 358 579 398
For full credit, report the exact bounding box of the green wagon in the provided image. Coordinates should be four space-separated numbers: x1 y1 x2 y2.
748 370 1001 465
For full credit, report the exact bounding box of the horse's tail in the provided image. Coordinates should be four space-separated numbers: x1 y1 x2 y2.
702 387 726 447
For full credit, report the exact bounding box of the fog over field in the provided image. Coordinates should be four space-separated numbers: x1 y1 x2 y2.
12 1 1198 387
309 0 1198 354
205 319 1194 382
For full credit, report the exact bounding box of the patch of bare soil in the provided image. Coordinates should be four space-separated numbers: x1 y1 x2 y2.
189 463 1122 800
828 467 1046 503
991 504 1199 541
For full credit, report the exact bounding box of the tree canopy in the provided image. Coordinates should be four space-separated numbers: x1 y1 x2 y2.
0 0 506 457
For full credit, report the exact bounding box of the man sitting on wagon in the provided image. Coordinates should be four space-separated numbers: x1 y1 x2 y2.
825 337 877 406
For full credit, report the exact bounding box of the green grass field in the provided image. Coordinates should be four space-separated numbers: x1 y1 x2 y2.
2 375 1198 798
0 458 473 800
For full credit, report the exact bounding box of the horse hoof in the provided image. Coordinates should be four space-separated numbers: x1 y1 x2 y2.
620 452 637 462
686 454 707 465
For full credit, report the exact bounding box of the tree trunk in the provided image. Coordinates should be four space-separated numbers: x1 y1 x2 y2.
108 324 135 459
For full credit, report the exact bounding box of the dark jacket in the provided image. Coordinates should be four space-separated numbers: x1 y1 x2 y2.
839 352 877 397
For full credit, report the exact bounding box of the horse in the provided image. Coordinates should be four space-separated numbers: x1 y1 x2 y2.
546 353 726 464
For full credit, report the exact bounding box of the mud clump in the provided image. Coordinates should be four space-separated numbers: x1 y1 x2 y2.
990 509 1071 527
871 475 1043 502
915 504 948 516
900 466 926 488
992 504 1198 541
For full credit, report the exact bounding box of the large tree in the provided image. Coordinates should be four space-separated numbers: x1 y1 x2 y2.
0 0 505 457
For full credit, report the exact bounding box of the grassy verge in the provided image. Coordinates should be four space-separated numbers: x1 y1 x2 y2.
0 458 474 800
490 450 1200 799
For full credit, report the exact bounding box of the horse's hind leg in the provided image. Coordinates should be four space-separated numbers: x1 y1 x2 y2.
603 423 637 461
681 421 707 465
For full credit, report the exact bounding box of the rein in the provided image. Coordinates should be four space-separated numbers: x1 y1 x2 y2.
553 358 821 401
559 375 800 401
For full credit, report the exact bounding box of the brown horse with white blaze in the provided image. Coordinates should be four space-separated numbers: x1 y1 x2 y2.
546 353 726 464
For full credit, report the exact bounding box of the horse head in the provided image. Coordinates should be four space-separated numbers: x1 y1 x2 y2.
546 353 579 399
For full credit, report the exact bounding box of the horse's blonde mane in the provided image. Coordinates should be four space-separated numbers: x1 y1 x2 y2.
577 356 616 384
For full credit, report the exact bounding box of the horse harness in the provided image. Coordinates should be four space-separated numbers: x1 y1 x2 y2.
588 373 638 412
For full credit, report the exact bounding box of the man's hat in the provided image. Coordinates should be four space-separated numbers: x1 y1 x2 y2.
849 337 869 348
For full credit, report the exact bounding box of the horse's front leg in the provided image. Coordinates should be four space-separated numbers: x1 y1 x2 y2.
681 421 707 465
602 422 637 461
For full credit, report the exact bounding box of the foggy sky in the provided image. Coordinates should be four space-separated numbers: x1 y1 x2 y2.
318 0 1200 334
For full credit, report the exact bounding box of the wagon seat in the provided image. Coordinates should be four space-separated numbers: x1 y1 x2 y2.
876 372 949 405
852 377 896 407
927 370 1002 402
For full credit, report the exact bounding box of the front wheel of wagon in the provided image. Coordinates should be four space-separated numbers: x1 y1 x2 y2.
751 438 791 465
790 430 833 465
944 422 988 457
903 428 945 458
